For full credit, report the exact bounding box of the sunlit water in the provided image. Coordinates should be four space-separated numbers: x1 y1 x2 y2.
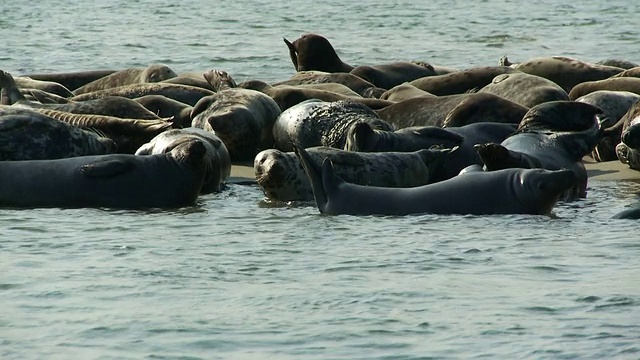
1 0 640 359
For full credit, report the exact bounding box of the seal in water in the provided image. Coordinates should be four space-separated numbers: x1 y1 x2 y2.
0 140 208 209
272 99 394 152
0 109 115 160
191 70 282 161
474 101 605 200
135 127 231 194
73 64 178 95
254 146 457 202
293 145 577 216
612 206 640 219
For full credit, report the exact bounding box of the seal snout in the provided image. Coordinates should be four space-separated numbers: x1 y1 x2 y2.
621 118 640 149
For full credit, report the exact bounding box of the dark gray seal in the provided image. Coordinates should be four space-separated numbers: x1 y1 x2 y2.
596 59 639 70
0 109 115 160
284 33 354 73
73 64 178 95
254 146 456 202
477 72 569 108
375 92 528 129
345 122 517 182
0 140 208 209
136 127 231 193
612 206 640 219
474 101 605 200
294 145 577 216
273 71 386 98
191 70 282 161
272 99 394 152
349 62 438 90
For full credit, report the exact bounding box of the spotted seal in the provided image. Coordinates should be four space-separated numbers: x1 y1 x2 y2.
272 99 394 152
0 140 208 209
254 145 456 202
294 144 577 216
135 127 231 193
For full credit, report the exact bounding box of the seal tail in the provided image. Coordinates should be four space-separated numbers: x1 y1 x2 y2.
293 144 329 212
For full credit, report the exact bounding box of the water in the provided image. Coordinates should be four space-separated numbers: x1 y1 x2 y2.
1 0 640 358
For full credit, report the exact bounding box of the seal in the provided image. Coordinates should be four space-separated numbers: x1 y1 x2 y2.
272 99 394 152
477 72 569 108
21 69 118 92
0 108 115 160
161 76 214 91
575 90 640 161
293 144 577 216
349 62 438 90
344 122 517 182
284 33 354 73
0 139 208 209
69 82 215 106
254 145 457 202
612 206 640 219
0 69 161 120
375 92 528 129
13 77 73 98
136 127 231 193
474 101 605 200
409 66 518 96
380 82 436 102
616 100 640 171
273 71 386 98
569 77 640 100
191 70 282 161
134 95 193 128
611 67 640 78
596 59 639 69
503 55 624 93
21 88 70 104
73 64 178 95
238 79 393 111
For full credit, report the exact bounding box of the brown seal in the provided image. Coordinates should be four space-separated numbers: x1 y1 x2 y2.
73 64 178 95
595 59 639 70
568 77 640 100
611 67 640 78
13 77 73 98
69 82 214 106
375 92 528 129
284 33 354 73
409 66 518 96
134 95 193 128
273 71 386 98
191 70 282 161
349 62 438 89
21 69 118 92
380 82 436 102
477 72 569 108
504 55 624 93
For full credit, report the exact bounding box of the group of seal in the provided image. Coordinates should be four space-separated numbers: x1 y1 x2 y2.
1 32 639 216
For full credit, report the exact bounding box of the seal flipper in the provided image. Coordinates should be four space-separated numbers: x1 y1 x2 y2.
283 38 299 71
80 159 135 178
475 143 532 170
293 144 328 212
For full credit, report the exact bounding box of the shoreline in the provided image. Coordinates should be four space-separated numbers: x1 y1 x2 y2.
228 158 640 184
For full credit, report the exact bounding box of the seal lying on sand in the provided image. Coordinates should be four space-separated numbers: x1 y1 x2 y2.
255 146 456 202
0 140 208 209
136 127 231 194
293 145 577 216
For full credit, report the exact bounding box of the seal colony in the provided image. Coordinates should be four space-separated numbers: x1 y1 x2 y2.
0 32 639 215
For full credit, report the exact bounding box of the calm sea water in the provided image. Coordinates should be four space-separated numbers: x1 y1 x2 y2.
1 0 640 359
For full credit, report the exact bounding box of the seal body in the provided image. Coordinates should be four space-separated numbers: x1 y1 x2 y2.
294 145 577 216
13 77 73 98
478 72 569 108
136 127 231 193
345 122 517 182
0 109 115 160
70 83 214 106
350 62 437 89
254 146 455 202
569 77 640 100
0 140 207 209
616 102 640 171
22 69 118 91
380 82 436 102
134 95 193 128
274 71 385 98
409 66 518 96
284 34 354 73
73 64 178 95
191 87 281 161
272 99 394 152
376 92 527 129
